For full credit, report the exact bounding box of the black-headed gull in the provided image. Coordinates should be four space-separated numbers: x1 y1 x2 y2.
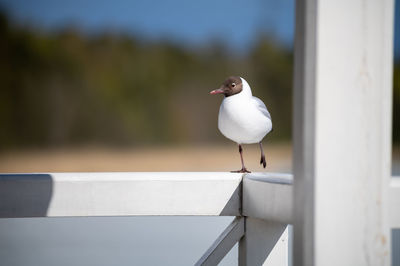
210 76 272 173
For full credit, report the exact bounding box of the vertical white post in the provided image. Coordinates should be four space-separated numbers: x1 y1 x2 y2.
293 0 394 265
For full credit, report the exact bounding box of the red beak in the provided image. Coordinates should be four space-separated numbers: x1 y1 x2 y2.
210 88 224 95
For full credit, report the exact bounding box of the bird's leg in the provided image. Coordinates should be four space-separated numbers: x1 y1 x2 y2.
231 144 251 173
238 145 247 171
259 142 266 168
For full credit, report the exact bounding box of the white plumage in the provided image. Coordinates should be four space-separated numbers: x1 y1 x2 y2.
217 77 272 144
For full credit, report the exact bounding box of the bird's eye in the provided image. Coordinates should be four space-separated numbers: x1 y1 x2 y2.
231 83 236 87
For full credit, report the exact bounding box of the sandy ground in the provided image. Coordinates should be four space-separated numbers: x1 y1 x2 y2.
0 143 292 173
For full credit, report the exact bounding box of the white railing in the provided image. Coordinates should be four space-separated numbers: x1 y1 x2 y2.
0 172 242 217
0 171 399 265
0 172 291 265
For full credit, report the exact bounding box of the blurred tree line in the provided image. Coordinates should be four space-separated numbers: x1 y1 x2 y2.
0 12 399 149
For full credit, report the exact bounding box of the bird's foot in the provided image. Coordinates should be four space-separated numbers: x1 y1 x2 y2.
260 155 266 168
231 168 251 173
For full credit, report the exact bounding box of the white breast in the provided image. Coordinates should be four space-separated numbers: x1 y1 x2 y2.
217 86 272 144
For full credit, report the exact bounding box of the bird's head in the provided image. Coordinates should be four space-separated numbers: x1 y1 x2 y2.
210 76 243 97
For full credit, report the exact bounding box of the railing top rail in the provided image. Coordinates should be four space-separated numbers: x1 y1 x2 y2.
0 172 244 218
0 172 243 181
0 172 295 221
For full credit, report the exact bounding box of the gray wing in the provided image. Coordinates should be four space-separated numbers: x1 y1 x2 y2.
252 97 271 120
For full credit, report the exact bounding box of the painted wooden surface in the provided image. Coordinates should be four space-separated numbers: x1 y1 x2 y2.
263 226 289 266
0 172 242 218
243 173 293 223
293 0 394 265
389 178 400 228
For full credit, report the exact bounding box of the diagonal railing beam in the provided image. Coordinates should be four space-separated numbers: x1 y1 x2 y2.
195 217 245 266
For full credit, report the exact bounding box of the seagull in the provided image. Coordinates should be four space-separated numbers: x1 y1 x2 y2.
210 76 272 173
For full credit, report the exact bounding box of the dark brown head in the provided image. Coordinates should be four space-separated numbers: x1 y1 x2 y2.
210 76 243 97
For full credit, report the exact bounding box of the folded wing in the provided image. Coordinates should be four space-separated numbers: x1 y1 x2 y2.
252 97 271 120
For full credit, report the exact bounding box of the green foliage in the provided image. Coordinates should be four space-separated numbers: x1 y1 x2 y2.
3 13 397 148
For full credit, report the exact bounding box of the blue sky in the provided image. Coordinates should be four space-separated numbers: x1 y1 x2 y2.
0 0 294 51
0 0 399 58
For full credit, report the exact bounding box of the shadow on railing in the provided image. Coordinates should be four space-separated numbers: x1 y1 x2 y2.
0 174 53 218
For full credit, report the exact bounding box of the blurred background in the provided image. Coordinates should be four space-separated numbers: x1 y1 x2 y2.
0 0 296 173
0 0 399 265
0 0 399 172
